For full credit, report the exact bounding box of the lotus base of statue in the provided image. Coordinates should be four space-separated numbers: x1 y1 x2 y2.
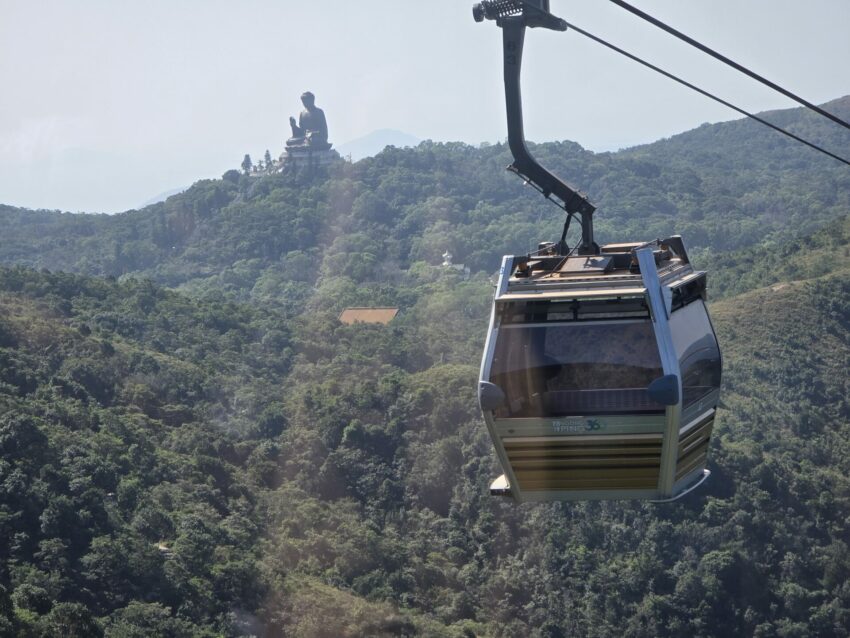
279 145 340 171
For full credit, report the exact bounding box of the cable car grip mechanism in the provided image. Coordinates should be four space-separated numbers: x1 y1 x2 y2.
473 0 599 256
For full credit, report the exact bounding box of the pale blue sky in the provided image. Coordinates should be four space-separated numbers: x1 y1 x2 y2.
2 0 849 212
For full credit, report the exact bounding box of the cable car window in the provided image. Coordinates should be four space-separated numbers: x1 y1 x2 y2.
500 298 651 324
669 300 721 409
490 320 665 418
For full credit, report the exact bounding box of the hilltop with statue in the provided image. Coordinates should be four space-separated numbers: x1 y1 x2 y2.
241 91 341 176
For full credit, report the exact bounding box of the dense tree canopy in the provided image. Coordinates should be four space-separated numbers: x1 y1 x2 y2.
0 97 849 635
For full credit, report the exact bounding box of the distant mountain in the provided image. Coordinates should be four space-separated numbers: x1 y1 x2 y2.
336 128 421 161
139 185 187 208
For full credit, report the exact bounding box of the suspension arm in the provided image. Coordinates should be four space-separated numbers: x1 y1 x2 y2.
475 1 599 255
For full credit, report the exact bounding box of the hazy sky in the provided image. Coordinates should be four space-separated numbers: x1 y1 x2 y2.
2 0 849 213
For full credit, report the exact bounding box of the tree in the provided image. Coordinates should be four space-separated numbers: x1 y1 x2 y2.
104 602 196 638
264 149 273 168
241 154 252 174
42 603 103 638
222 169 240 184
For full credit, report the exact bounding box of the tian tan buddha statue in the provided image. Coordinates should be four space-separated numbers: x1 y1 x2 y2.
286 91 331 150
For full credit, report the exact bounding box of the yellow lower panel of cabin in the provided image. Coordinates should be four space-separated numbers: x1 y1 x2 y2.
503 432 663 492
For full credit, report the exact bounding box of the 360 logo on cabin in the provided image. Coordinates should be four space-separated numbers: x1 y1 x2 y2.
551 419 604 434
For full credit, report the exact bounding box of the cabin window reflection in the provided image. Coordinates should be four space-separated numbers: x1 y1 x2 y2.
489 321 665 418
669 300 721 410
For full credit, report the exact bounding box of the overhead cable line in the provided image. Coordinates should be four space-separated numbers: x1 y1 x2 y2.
609 0 850 133
560 18 850 169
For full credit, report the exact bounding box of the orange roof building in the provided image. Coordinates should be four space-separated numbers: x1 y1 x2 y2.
338 307 399 325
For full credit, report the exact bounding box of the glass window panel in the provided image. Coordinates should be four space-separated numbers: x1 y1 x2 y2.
489 321 664 418
669 300 721 409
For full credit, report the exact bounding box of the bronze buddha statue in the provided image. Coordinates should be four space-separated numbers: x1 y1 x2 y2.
286 91 330 150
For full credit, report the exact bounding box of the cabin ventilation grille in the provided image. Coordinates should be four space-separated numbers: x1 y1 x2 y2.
503 433 663 491
675 413 714 481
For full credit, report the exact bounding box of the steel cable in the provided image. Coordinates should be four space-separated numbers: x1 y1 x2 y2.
609 0 850 133
561 18 850 168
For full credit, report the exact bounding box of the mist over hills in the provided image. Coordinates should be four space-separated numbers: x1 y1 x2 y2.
0 99 849 635
140 186 188 209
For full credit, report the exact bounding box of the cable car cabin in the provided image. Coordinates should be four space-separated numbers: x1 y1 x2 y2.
478 237 721 502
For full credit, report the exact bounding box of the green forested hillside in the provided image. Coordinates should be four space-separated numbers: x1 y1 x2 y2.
0 268 292 635
1 97 849 302
711 212 850 299
1 100 850 636
1 235 848 636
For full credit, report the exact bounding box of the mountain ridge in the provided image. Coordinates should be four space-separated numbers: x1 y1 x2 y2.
1 97 848 306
